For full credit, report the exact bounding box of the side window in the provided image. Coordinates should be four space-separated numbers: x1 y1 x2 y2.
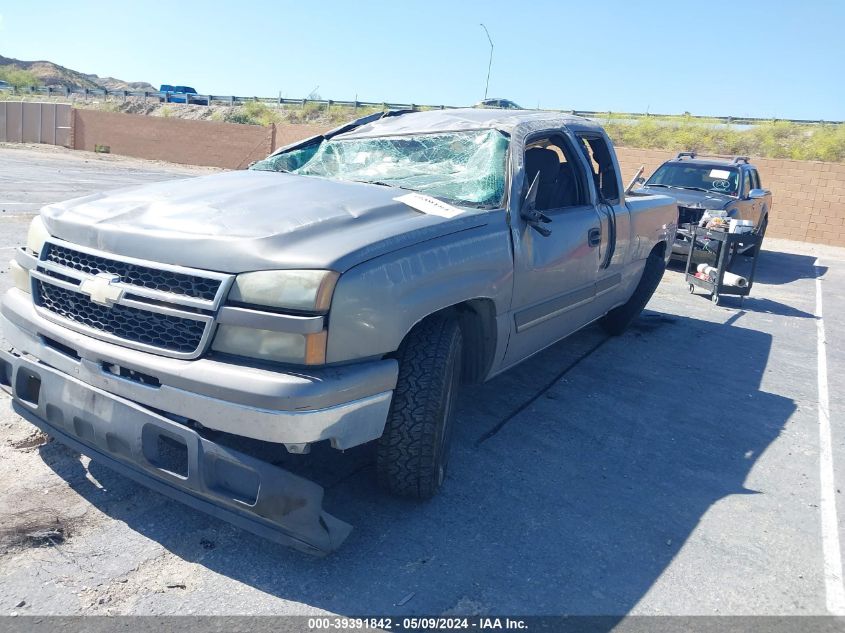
576 135 620 203
750 169 761 190
523 134 586 211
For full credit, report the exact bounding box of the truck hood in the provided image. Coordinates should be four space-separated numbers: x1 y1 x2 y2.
40 170 489 273
636 186 733 210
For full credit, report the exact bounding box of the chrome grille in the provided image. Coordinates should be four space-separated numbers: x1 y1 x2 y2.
33 240 232 359
45 243 221 301
36 281 206 354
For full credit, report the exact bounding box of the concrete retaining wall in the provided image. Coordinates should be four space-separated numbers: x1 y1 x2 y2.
71 109 329 170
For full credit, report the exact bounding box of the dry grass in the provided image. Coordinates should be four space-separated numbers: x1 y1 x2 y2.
600 114 845 162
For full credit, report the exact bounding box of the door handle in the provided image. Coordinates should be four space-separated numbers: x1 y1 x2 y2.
588 228 601 247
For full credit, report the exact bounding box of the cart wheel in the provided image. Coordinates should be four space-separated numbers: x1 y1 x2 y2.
688 283 695 294
711 294 720 305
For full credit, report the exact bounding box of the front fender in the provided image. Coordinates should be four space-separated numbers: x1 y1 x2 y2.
326 213 513 364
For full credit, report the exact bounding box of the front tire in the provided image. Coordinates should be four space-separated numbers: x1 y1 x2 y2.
377 314 463 499
600 248 666 336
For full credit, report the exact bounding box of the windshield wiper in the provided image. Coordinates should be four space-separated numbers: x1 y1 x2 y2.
676 186 717 193
352 180 414 191
644 183 674 188
355 180 392 187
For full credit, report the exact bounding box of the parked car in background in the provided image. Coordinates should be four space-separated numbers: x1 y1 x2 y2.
632 152 772 260
474 97 522 109
2 109 677 554
158 84 209 105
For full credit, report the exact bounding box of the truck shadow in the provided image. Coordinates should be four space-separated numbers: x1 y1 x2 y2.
38 309 795 620
750 250 826 286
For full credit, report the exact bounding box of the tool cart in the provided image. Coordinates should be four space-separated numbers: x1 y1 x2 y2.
684 225 763 305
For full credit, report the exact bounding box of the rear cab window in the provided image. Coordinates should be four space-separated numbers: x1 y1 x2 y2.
575 135 620 203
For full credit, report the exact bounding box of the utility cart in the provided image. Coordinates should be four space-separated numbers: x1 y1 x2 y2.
684 225 763 305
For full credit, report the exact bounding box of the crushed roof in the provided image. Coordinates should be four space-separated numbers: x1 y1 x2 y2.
336 108 604 139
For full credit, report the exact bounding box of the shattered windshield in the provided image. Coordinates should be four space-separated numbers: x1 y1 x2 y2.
251 129 510 208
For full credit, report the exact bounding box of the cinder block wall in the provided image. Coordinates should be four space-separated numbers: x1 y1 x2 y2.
73 109 329 170
614 147 845 247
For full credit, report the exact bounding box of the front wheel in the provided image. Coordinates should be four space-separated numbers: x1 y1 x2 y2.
600 248 667 336
376 314 463 499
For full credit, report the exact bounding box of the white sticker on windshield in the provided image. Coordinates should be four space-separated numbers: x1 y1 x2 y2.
709 169 731 179
395 193 464 219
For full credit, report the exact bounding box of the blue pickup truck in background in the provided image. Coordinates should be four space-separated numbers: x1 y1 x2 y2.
159 85 209 105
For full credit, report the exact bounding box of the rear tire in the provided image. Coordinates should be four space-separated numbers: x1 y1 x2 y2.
377 314 463 499
600 249 666 336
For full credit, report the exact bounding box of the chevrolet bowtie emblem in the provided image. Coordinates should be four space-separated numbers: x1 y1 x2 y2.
79 272 124 307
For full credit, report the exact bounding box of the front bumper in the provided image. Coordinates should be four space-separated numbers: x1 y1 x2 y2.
2 288 397 451
0 350 351 555
0 288 401 554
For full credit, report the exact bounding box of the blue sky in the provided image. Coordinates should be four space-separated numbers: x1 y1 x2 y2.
1 0 842 120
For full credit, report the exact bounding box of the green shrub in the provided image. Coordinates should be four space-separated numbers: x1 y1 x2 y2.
601 115 845 162
0 65 40 89
222 100 278 126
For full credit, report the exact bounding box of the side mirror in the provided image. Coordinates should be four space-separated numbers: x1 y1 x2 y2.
748 188 769 200
521 172 551 237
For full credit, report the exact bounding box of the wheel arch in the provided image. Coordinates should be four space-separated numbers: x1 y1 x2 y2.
392 298 499 386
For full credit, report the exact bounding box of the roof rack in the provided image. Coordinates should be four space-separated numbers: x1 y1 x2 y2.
676 151 697 160
732 156 750 164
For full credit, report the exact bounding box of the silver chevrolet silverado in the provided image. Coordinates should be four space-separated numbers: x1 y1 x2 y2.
1 109 677 554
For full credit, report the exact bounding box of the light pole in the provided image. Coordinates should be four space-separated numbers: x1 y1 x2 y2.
480 23 493 101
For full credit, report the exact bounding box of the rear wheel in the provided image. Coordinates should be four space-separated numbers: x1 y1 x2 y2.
600 248 666 336
377 314 463 499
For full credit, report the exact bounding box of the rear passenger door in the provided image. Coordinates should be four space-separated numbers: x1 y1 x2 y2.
504 131 603 367
573 134 631 274
745 168 766 226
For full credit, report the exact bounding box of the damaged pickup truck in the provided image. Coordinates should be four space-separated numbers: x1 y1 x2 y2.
1 109 677 554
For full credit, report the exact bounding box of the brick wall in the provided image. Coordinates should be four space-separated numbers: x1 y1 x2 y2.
72 109 329 170
615 147 845 247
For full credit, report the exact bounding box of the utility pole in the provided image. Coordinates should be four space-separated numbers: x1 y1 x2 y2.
480 23 494 101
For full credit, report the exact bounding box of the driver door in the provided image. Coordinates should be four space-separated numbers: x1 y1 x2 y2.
504 132 603 367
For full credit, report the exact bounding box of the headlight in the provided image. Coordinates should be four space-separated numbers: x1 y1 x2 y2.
10 260 31 294
227 270 339 312
212 325 327 365
27 216 50 256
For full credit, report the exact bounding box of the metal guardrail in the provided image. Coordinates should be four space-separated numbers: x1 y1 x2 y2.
5 85 449 113
4 85 842 126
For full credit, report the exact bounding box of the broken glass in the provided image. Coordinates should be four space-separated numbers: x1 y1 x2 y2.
251 143 320 173
252 130 510 208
